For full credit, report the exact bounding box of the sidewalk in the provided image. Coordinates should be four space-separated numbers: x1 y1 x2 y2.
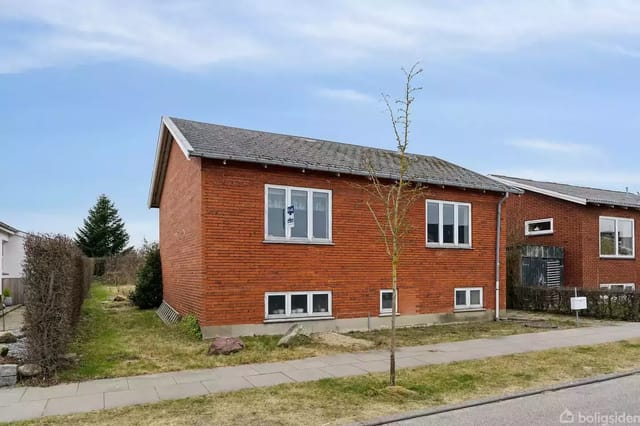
1 322 640 423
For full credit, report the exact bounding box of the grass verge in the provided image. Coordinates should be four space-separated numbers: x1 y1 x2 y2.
17 339 640 426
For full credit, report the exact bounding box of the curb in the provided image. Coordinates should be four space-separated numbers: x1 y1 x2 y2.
351 368 640 426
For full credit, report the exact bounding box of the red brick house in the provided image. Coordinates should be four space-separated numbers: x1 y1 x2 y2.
491 175 640 291
148 117 519 337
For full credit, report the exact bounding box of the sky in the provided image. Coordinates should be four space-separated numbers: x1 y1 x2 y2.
1 0 640 246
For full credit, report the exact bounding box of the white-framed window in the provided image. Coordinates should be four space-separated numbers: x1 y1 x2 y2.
599 216 634 258
454 287 483 310
600 283 635 292
379 289 398 315
426 200 471 248
264 291 332 320
265 185 332 242
525 218 554 236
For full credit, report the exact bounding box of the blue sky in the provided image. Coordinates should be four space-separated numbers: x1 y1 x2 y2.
1 0 640 245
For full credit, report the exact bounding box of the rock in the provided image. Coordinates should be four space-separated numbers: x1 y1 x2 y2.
113 294 127 302
0 333 17 344
0 346 8 357
277 324 311 347
207 337 245 355
18 364 42 378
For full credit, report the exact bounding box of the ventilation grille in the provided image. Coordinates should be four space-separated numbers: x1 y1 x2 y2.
157 301 181 324
546 259 562 288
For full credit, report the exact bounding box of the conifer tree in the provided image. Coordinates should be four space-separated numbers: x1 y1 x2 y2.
75 194 130 257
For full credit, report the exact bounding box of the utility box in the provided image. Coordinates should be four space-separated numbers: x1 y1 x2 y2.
509 245 564 288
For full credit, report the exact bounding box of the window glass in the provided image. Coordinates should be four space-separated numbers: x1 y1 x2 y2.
313 192 329 239
427 202 439 243
455 290 467 307
600 218 616 256
470 289 481 305
381 291 393 311
312 294 329 313
618 220 633 256
291 190 308 238
267 295 286 315
443 203 455 243
458 205 470 244
291 294 308 314
267 188 286 237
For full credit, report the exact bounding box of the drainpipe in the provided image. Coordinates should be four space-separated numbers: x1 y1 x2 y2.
495 192 509 321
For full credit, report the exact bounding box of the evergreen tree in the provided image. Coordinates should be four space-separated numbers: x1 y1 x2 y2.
75 194 130 257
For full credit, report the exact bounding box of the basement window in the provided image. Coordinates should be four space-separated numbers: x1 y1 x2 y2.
265 185 332 243
599 216 634 258
525 218 553 236
454 287 483 310
600 283 635 292
265 291 332 320
379 289 398 315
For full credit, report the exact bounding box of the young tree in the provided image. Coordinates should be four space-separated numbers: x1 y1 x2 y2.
365 63 423 386
75 194 130 257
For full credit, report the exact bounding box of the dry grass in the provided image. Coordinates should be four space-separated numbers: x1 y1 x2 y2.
17 340 640 426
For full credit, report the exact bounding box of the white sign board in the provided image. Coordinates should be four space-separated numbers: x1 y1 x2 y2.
286 205 295 228
570 296 587 310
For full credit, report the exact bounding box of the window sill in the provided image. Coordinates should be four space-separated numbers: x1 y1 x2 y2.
454 308 486 313
599 256 635 260
264 316 334 323
426 244 473 250
263 239 335 246
378 313 400 317
525 232 554 236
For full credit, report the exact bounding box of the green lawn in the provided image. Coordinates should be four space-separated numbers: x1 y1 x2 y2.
19 340 640 426
60 283 587 382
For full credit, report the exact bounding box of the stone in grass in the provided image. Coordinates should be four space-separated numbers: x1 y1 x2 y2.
208 337 245 355
277 324 311 347
0 346 8 357
113 294 127 302
18 364 42 378
0 332 17 344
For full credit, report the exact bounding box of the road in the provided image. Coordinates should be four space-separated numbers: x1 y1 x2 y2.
391 373 640 425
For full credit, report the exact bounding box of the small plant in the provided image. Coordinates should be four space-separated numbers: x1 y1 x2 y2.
2 288 10 298
129 242 162 309
179 314 202 341
0 346 8 357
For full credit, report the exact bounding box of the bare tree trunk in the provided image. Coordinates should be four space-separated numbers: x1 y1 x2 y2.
390 257 398 385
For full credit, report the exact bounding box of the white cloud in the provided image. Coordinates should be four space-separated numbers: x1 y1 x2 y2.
313 88 376 103
507 138 599 156
3 0 640 73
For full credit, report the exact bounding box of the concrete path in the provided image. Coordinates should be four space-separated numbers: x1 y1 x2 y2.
1 322 640 423
0 305 24 332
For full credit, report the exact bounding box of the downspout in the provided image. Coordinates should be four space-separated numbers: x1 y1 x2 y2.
495 192 509 321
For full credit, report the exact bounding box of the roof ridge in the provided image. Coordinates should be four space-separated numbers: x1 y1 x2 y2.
492 175 639 197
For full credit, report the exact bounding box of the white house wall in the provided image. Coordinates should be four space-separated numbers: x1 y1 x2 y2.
1 232 25 279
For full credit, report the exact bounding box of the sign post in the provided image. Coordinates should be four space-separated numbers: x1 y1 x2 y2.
570 287 587 327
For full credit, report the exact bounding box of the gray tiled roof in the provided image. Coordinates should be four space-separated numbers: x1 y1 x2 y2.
492 175 640 208
0 221 19 234
169 117 517 194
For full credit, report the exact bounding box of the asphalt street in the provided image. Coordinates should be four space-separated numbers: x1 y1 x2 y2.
391 373 640 425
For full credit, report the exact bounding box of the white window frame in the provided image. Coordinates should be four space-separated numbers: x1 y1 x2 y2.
264 184 332 243
600 283 635 291
264 291 332 320
599 216 635 259
525 218 554 236
454 287 483 310
426 200 472 248
379 289 398 315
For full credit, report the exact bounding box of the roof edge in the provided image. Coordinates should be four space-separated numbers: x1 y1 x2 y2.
488 175 587 205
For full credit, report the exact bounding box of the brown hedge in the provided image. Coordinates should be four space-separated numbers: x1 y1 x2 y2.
22 234 92 377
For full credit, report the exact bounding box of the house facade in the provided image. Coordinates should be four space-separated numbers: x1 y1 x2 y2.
149 117 518 338
492 175 640 290
0 221 26 287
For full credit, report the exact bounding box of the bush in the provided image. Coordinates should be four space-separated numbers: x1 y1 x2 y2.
2 288 10 298
129 242 162 309
22 234 92 377
179 314 202 340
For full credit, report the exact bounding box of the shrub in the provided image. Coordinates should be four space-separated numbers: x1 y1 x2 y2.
22 234 92 377
2 288 10 298
129 242 162 309
179 314 202 340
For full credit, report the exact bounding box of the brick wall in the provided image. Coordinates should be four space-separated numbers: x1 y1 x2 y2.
506 191 640 288
191 157 507 327
158 138 204 316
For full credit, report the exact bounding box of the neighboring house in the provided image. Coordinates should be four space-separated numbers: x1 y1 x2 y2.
0 221 26 284
491 175 640 290
149 116 519 337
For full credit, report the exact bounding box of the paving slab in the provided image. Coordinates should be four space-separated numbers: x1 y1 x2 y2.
21 382 78 401
172 369 219 384
245 372 294 387
0 386 26 406
356 360 390 373
395 357 426 369
127 373 176 389
156 382 209 400
284 368 334 382
202 376 254 393
77 377 129 394
320 364 369 378
0 399 46 422
104 388 160 409
212 365 260 378
286 358 331 370
43 392 104 416
319 353 363 366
